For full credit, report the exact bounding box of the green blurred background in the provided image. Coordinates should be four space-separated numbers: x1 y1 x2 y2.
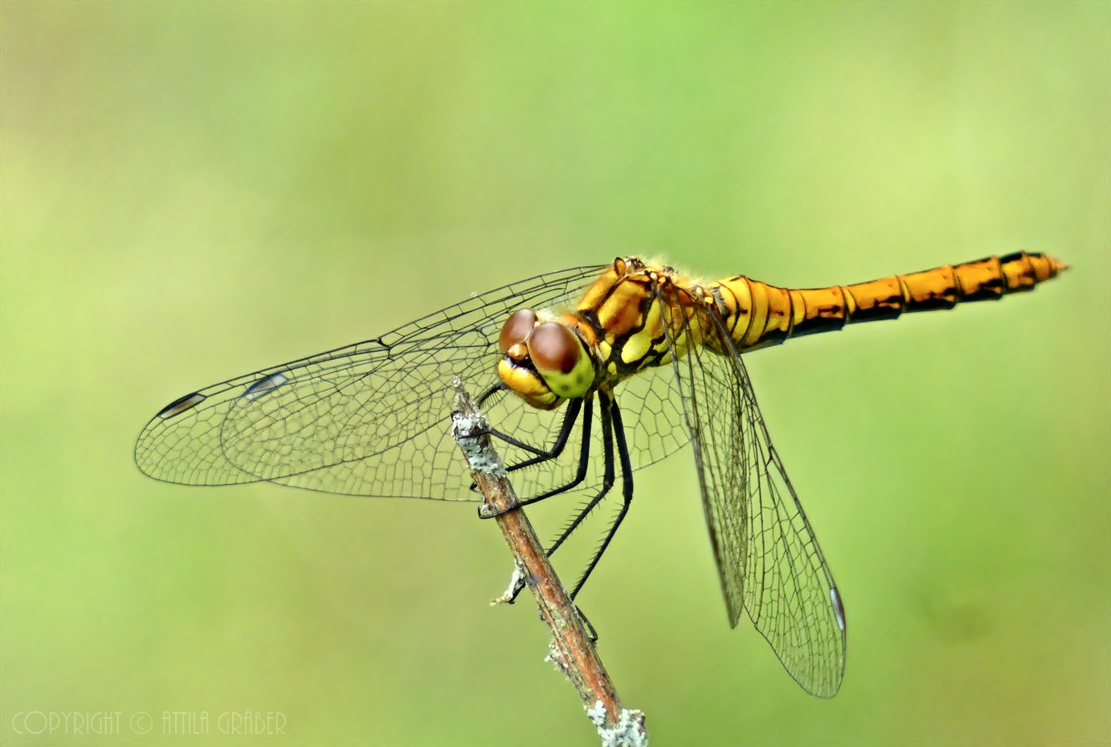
3 2 1108 745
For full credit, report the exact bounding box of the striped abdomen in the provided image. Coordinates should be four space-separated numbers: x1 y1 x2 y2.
708 252 1067 353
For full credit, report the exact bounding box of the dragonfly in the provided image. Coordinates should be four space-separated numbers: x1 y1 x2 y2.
135 250 1066 698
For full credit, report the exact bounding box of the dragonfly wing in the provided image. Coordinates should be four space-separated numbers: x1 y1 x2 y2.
135 264 608 499
658 287 847 698
614 362 691 469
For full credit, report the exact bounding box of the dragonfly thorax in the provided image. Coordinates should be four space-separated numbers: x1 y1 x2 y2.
496 308 596 410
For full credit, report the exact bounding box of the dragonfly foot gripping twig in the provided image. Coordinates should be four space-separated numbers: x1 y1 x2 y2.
450 376 648 747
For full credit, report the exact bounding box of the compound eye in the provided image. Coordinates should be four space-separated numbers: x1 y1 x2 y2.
528 322 595 399
528 323 580 374
499 308 538 353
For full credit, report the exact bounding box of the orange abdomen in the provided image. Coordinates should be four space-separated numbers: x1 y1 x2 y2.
709 252 1067 352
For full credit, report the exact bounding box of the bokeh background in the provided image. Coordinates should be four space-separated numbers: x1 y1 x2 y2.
3 2 1108 745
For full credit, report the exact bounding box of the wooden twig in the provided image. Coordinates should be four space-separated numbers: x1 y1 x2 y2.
450 378 648 747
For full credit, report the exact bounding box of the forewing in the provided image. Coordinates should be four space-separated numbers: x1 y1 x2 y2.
658 287 847 698
135 263 608 499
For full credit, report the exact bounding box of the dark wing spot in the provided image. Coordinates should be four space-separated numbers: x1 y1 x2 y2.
156 392 206 419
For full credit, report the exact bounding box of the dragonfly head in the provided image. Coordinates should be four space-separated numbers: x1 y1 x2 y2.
496 308 595 410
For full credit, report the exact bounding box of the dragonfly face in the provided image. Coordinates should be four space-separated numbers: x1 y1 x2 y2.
496 308 596 410
135 250 1064 699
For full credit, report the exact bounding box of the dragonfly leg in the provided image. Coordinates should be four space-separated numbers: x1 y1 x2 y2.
477 397 594 518
475 382 505 407
515 397 594 504
506 394 615 603
486 398 583 461
472 383 552 458
567 394 634 602
474 383 573 461
575 605 599 643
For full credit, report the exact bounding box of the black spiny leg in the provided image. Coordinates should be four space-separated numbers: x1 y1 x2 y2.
568 393 634 602
508 391 622 604
478 397 597 518
476 382 505 407
506 392 616 604
477 383 580 462
492 398 582 467
517 398 593 506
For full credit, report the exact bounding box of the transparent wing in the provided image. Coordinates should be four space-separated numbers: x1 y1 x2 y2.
658 287 847 698
134 264 610 499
